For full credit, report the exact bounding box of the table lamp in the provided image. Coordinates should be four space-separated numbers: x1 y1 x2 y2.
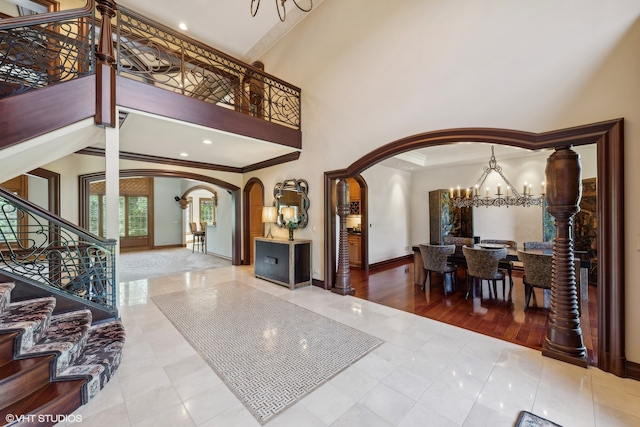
262 206 277 238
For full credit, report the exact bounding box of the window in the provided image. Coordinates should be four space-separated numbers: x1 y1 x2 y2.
200 199 213 225
89 194 149 239
0 202 19 242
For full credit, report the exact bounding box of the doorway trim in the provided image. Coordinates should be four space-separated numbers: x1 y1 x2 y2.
242 177 265 265
78 169 242 265
323 119 625 377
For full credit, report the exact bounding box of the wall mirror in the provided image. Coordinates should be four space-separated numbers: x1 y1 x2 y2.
274 178 310 228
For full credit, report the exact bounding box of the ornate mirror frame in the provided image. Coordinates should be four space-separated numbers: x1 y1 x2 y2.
274 178 310 228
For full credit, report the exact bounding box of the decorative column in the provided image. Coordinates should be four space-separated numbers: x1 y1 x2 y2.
542 147 588 367
332 179 354 295
95 0 117 127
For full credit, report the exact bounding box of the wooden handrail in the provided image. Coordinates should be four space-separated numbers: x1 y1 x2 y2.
0 0 94 30
0 186 115 246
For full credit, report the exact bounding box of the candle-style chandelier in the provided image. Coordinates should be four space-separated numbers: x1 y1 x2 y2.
251 0 313 22
451 146 545 208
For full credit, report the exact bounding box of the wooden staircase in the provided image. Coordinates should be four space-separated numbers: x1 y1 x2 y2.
0 283 124 427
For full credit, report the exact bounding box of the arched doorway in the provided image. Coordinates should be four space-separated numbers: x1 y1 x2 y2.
79 169 242 265
323 120 625 377
243 178 265 265
178 185 219 250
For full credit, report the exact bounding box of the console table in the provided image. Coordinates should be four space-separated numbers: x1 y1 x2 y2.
254 238 311 290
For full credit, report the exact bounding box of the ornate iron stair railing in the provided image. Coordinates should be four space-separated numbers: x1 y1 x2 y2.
0 186 117 311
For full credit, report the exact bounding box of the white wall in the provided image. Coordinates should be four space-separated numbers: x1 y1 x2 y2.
361 164 412 263
257 0 640 360
153 177 183 247
206 189 232 259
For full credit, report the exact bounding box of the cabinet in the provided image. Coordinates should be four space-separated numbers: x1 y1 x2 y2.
428 189 473 244
254 238 311 290
347 234 361 268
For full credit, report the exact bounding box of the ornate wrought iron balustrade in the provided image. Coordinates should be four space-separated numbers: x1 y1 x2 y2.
0 9 95 99
115 7 301 130
0 187 116 310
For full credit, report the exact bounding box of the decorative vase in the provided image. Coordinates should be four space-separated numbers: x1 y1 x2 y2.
288 228 294 241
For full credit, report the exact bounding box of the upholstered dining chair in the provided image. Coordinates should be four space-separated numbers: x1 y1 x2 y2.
523 241 553 250
462 246 508 300
480 239 516 291
443 236 473 247
189 222 205 253
517 250 553 311
480 239 517 249
418 244 457 295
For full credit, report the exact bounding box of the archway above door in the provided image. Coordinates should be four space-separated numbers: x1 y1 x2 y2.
78 169 242 265
323 119 624 377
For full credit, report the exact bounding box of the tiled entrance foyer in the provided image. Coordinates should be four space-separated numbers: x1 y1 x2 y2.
62 266 640 427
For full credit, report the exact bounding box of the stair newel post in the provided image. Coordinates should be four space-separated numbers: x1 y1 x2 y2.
95 0 117 127
332 179 354 295
542 146 588 367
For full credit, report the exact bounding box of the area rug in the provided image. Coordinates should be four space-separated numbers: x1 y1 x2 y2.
152 281 383 424
118 248 231 282
515 411 563 427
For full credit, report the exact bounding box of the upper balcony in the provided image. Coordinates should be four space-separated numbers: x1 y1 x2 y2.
0 0 301 157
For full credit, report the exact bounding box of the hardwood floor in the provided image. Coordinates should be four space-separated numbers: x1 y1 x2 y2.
350 259 598 365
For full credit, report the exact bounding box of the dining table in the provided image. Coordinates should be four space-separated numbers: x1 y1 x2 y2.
412 244 591 304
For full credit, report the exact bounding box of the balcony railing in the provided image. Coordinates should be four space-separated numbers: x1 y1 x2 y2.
0 1 301 130
0 187 117 311
115 6 301 130
0 6 95 98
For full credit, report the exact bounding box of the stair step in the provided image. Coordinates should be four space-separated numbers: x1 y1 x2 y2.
0 355 53 409
58 320 125 402
22 310 92 376
0 283 15 314
0 333 18 366
0 379 85 427
0 297 56 355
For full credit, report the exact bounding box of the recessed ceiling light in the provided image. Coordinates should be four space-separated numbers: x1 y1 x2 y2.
180 152 188 157
202 139 212 144
178 22 188 31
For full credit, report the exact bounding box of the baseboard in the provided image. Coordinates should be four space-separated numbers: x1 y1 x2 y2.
626 361 640 381
369 254 413 271
152 244 184 250
312 278 325 289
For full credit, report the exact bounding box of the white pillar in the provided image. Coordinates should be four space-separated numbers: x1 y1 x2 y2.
104 108 120 291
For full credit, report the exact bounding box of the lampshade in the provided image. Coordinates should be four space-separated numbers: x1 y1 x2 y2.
262 206 277 223
281 207 295 221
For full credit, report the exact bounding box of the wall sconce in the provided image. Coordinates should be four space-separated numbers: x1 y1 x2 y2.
174 196 180 202
262 206 277 238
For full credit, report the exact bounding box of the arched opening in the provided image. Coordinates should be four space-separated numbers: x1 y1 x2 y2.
179 185 218 251
323 120 625 377
243 178 265 265
79 169 242 265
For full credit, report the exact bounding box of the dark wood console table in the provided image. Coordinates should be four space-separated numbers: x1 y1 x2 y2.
254 238 311 290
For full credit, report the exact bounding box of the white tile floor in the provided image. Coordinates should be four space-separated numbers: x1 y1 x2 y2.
59 265 640 426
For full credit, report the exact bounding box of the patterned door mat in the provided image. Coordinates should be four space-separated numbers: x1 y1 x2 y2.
516 411 563 427
153 281 382 424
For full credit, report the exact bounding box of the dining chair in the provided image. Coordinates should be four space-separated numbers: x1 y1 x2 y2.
418 244 457 295
200 221 208 232
479 239 515 291
517 250 553 311
190 222 205 253
443 236 473 246
523 241 553 250
480 239 517 249
462 246 508 300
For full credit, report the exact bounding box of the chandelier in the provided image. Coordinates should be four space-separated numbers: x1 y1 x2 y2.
251 0 313 22
451 146 545 208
